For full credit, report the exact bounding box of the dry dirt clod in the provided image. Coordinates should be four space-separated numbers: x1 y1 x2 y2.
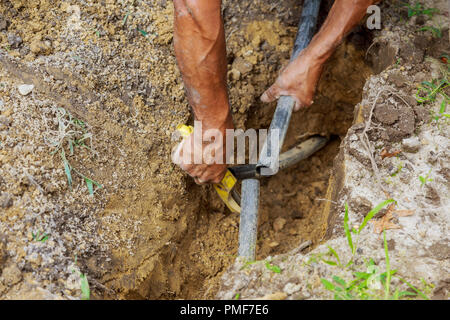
402 136 420 153
273 217 287 232
0 192 13 208
374 104 399 125
7 33 22 48
1 264 22 286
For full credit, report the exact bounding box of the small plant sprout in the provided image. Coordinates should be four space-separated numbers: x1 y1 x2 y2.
264 261 281 274
32 231 49 243
419 169 433 187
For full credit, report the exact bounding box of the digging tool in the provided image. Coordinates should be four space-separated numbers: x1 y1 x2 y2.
239 0 323 260
176 0 324 261
176 125 327 215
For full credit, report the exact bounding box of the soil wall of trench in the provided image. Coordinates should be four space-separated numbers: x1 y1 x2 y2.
0 1 447 300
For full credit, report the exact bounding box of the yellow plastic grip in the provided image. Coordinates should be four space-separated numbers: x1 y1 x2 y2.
176 124 241 213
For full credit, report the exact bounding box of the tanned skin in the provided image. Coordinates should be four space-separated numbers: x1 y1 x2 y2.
172 0 378 184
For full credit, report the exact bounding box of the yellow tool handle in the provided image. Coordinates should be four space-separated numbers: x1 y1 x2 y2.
176 124 241 213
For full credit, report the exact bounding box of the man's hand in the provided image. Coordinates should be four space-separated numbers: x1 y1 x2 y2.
261 0 378 111
172 116 234 185
261 48 324 111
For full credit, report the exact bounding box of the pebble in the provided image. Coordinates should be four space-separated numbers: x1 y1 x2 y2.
402 136 420 153
0 192 13 208
273 217 286 232
7 33 22 49
18 84 34 96
268 241 279 248
283 282 302 295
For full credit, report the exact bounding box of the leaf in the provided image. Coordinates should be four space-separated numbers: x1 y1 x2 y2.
384 230 391 299
138 29 148 36
322 260 338 266
327 246 341 266
394 209 415 217
359 199 395 234
370 204 401 234
61 150 72 190
440 100 446 114
343 203 354 254
398 291 417 298
333 276 346 287
234 293 240 300
80 273 90 300
380 148 401 159
85 178 94 195
265 261 281 274
321 278 335 291
69 140 74 155
354 272 370 280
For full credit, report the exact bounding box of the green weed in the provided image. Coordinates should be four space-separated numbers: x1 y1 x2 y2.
265 261 281 274
320 201 430 300
419 169 433 187
32 231 49 243
403 2 439 18
46 108 102 195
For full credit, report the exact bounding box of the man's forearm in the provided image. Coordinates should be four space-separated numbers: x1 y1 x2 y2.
307 0 379 63
173 0 232 128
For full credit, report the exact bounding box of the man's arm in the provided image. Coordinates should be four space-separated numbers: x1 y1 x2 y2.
261 0 379 109
173 0 232 184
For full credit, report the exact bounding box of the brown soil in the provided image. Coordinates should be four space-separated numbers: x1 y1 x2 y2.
0 0 371 299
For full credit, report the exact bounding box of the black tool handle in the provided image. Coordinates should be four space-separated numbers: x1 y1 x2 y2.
256 0 321 176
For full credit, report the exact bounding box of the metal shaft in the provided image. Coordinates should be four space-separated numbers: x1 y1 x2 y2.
238 0 322 261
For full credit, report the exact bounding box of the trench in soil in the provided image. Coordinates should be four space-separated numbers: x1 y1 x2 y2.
162 35 374 300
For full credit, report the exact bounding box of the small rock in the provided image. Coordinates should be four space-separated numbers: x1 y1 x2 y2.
283 282 301 295
0 116 11 128
427 151 438 164
7 33 22 49
232 57 253 76
1 264 22 286
0 15 8 31
268 241 279 248
273 217 286 232
349 196 373 217
18 84 34 96
402 136 420 153
0 192 13 208
229 69 240 81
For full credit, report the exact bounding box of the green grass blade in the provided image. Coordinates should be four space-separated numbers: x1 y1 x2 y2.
384 230 391 299
358 199 395 234
85 178 94 195
327 246 341 266
344 202 354 254
61 150 72 190
397 277 429 300
321 278 335 291
80 273 90 300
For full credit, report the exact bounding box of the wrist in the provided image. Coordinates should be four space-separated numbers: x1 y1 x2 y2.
195 105 234 131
